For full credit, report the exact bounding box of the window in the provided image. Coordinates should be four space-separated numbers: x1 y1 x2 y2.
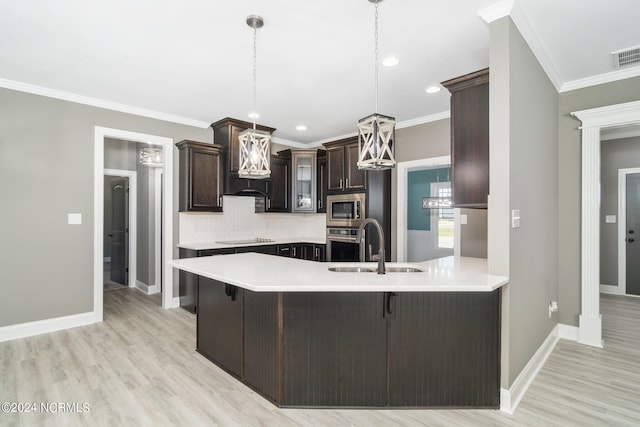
431 182 454 249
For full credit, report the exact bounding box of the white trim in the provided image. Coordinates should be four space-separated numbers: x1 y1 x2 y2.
171 297 181 308
396 156 451 262
0 77 209 128
0 312 95 343
95 127 174 321
500 324 561 414
571 100 640 348
558 323 580 341
134 280 160 295
396 111 451 129
154 168 163 295
601 125 640 141
600 284 625 295
477 0 514 24
617 167 640 295
272 137 321 149
507 1 563 92
104 168 137 290
560 67 640 93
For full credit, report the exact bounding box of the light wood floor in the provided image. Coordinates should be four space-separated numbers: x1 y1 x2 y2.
2 291 639 426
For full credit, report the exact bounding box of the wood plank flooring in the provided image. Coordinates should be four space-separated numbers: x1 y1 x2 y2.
1 291 639 426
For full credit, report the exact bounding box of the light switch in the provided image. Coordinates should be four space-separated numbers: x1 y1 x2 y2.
461 214 468 225
68 213 82 225
605 215 616 224
512 209 521 228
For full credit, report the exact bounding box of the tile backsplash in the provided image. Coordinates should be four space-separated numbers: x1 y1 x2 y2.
179 195 326 244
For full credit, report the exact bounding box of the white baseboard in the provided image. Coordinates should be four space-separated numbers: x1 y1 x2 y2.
558 323 579 341
0 311 96 343
600 283 624 295
134 280 160 295
501 323 565 414
172 297 181 308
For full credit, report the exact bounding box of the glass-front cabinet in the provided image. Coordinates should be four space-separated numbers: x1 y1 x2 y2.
291 150 317 213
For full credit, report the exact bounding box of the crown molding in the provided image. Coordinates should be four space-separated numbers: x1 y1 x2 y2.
572 100 640 129
508 1 564 92
0 77 210 128
477 0 514 24
560 66 640 93
271 137 320 148
396 111 450 129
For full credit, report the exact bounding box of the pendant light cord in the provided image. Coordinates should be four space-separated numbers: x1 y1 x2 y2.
374 0 379 114
252 25 257 131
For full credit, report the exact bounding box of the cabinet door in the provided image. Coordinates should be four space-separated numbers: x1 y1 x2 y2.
197 278 244 378
178 248 198 313
291 243 314 260
291 151 316 212
327 146 345 191
266 156 289 212
345 142 366 190
229 125 242 173
276 244 292 257
387 291 500 408
282 292 387 407
313 244 326 262
190 147 222 211
317 153 327 212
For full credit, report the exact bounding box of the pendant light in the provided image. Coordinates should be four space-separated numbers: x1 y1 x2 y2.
238 15 271 179
357 0 396 170
139 146 163 167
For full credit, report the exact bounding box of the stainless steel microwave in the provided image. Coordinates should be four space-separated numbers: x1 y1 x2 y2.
326 193 365 227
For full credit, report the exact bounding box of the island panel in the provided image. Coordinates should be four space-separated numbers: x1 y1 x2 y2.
387 290 500 408
281 292 388 407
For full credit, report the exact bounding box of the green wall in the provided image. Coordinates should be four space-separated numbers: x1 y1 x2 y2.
407 167 450 231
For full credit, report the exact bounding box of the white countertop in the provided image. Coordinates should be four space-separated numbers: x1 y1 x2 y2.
178 237 326 251
169 253 508 292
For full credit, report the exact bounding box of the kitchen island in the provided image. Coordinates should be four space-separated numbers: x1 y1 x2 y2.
170 253 508 409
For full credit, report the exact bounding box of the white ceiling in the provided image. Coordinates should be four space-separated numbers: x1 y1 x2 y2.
1 0 639 145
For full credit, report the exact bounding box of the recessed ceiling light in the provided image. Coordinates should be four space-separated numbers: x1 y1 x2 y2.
425 86 441 94
382 57 400 67
248 112 260 119
296 125 307 131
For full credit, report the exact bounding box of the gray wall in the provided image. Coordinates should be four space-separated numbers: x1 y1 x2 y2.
490 17 559 387
0 87 210 327
600 137 640 286
558 76 640 326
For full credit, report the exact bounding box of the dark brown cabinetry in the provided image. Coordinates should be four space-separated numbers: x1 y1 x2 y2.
316 150 327 213
210 117 276 196
265 155 289 212
441 68 489 208
197 278 243 378
387 291 500 407
194 282 501 408
324 137 366 193
176 140 224 212
178 247 234 313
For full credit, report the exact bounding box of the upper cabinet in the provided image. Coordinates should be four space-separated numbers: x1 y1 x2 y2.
176 140 224 212
291 149 317 213
210 117 276 196
265 154 290 212
323 137 366 193
441 68 489 208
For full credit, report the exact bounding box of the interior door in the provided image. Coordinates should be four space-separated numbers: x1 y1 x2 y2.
109 176 129 285
627 173 640 295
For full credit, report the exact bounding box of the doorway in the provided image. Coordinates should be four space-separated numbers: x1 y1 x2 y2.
94 127 175 323
625 172 640 295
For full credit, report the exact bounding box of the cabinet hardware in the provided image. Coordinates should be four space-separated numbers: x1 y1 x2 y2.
293 247 297 257
219 196 223 207
267 198 271 209
339 178 343 189
315 247 319 259
383 292 396 319
346 178 349 188
224 284 237 301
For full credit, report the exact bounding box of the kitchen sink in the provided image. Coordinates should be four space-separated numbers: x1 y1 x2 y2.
328 266 377 273
328 264 425 273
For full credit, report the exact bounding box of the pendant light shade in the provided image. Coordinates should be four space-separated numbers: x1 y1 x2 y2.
357 0 396 170
139 147 163 167
238 15 271 179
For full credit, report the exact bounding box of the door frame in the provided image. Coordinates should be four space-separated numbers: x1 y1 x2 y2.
618 168 640 296
396 156 455 262
572 99 640 348
94 126 175 323
104 169 138 289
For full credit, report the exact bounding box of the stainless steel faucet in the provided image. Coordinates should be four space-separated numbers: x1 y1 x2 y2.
357 218 385 274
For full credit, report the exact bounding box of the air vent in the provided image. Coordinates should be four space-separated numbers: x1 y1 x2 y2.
612 46 640 69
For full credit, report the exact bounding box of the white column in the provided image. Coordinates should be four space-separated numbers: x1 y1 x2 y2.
579 126 603 347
